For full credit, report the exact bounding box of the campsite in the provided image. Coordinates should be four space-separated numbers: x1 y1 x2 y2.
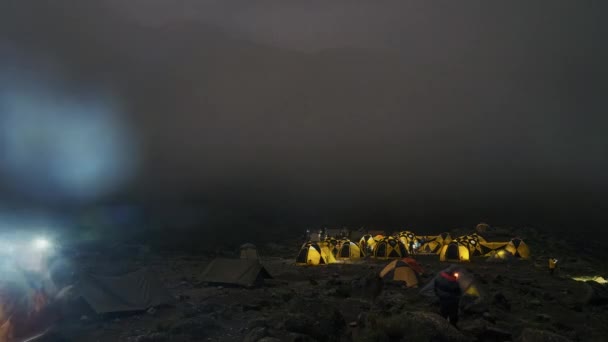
1 2 607 341
11 224 605 342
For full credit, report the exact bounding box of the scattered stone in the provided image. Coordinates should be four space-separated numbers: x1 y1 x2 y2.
247 318 269 330
357 312 368 328
529 299 542 307
131 332 169 342
492 292 511 311
459 318 487 336
258 337 282 342
170 316 219 336
289 333 318 342
243 303 262 311
360 311 468 342
482 312 496 323
147 307 157 315
535 313 552 322
243 327 268 342
481 326 512 341
516 328 572 342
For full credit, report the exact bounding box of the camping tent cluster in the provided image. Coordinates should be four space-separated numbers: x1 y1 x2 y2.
297 224 530 265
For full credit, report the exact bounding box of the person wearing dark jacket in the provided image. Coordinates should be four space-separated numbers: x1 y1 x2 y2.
434 270 462 326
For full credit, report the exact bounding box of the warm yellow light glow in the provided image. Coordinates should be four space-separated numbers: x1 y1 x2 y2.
571 276 608 284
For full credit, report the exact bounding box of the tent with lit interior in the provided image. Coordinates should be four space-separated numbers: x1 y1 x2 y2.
504 238 530 259
439 241 470 262
336 241 365 260
455 234 492 257
372 236 409 259
296 242 336 265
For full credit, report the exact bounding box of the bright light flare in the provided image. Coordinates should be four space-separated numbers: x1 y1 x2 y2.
32 238 51 251
0 61 139 201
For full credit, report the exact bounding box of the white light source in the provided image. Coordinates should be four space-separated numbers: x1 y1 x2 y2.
32 238 51 250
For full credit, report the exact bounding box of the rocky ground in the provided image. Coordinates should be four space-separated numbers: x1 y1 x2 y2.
45 227 608 342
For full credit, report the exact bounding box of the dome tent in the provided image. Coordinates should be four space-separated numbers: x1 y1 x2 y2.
359 234 375 252
379 257 423 288
296 242 336 266
372 236 408 259
505 238 530 259
336 241 365 260
455 234 492 257
439 241 470 262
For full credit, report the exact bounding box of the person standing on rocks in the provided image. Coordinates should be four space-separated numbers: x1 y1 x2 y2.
548 257 558 275
434 269 462 327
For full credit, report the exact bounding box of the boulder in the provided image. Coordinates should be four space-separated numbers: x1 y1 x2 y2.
258 338 282 342
131 333 169 342
516 328 572 342
480 327 512 341
583 281 608 305
360 311 468 342
492 292 511 311
244 327 268 342
170 316 219 337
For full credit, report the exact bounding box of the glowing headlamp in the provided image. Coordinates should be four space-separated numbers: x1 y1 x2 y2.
32 237 52 251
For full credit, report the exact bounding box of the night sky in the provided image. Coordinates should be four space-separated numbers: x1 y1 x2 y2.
1 1 607 232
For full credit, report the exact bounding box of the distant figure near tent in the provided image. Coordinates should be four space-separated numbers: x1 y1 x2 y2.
549 257 558 275
434 269 463 327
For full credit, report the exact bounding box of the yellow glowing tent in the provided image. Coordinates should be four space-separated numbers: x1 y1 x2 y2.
439 242 470 262
397 231 418 249
336 241 365 260
455 234 491 256
504 238 530 259
372 236 409 259
296 242 336 265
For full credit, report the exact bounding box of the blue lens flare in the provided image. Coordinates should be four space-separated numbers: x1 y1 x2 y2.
0 70 138 201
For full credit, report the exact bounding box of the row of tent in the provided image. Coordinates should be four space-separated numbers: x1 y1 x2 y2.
297 231 530 265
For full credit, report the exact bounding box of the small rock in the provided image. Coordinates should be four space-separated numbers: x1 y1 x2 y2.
258 338 282 342
243 303 262 311
132 332 169 342
480 327 512 341
492 292 511 311
516 328 572 342
243 327 267 342
349 321 358 327
357 312 367 328
535 313 551 322
147 307 157 315
482 312 496 323
247 318 269 329
80 315 89 321
529 299 542 306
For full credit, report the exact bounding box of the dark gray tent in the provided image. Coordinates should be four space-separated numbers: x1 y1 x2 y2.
200 258 272 287
76 268 174 314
